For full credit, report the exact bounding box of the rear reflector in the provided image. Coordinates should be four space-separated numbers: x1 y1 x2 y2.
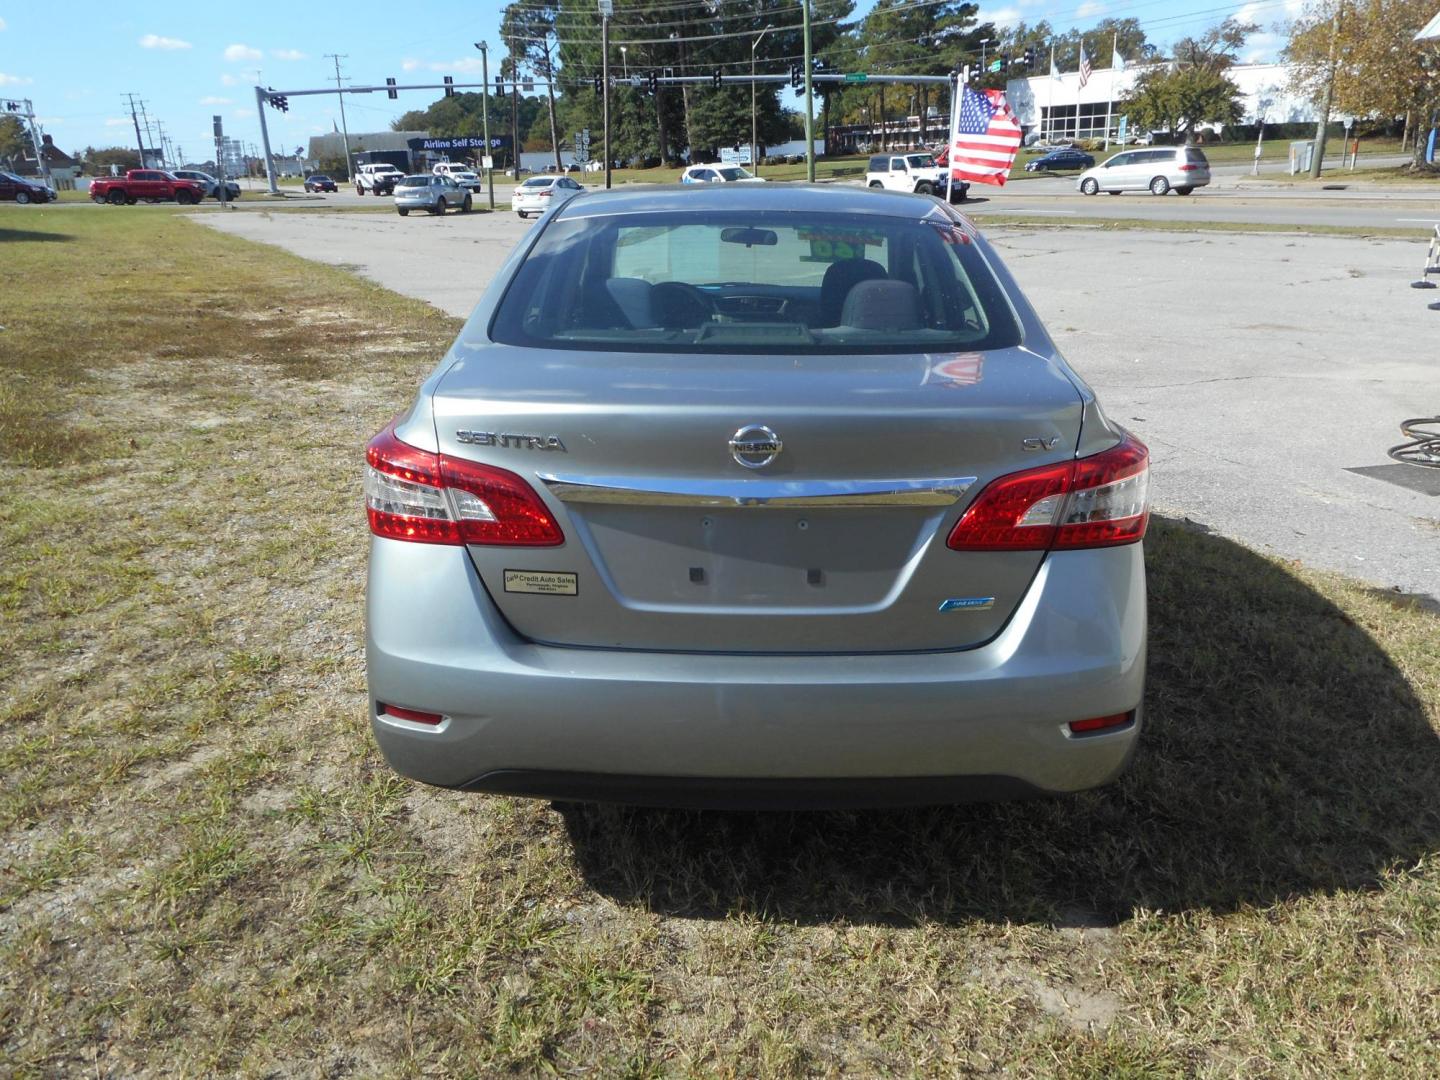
379 703 445 725
365 424 563 546
1068 712 1134 735
947 433 1149 551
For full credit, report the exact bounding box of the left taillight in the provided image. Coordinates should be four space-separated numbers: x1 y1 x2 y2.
365 425 564 546
947 433 1149 552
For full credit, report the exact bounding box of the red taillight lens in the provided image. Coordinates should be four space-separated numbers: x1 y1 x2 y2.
1177 164 1200 172
379 703 444 725
1068 711 1134 735
365 425 564 546
947 434 1149 552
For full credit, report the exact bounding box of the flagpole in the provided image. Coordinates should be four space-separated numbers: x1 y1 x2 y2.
946 69 963 203
1047 46 1054 142
1105 32 1115 151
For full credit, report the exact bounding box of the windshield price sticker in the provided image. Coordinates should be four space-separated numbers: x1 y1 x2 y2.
797 227 885 264
504 570 578 596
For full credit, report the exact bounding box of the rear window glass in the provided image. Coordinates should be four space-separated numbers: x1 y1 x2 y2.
905 154 937 169
1184 147 1209 165
522 177 553 187
400 175 430 185
489 209 1021 355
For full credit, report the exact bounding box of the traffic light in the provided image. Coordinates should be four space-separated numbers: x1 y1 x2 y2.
648 70 658 93
267 94 289 112
1000 54 1010 71
1023 45 1037 67
386 77 397 100
444 76 454 98
593 74 603 95
712 69 722 89
498 75 506 94
790 64 801 90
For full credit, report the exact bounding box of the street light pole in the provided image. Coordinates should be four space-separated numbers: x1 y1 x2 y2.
476 42 495 209
1253 95 1271 177
752 27 770 176
802 0 815 181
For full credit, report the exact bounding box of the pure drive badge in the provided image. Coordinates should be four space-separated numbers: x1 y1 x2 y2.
938 597 995 612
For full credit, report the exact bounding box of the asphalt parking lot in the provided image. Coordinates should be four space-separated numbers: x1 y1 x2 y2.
203 210 1439 601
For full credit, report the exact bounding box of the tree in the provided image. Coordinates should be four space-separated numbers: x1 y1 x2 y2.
502 0 564 171
1285 0 1440 156
0 115 28 169
79 146 141 175
1119 17 1254 141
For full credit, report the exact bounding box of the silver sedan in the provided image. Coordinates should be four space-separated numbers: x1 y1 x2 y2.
364 185 1149 808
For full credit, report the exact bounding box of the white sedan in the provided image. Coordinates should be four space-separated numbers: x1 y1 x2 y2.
511 175 585 219
680 164 765 184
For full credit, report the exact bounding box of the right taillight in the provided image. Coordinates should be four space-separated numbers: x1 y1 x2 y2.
947 433 1149 551
365 425 564 546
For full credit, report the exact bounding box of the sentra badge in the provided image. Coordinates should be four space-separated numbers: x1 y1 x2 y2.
457 431 566 451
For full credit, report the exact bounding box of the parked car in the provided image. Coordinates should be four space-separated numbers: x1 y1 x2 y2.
511 174 584 218
432 162 484 192
303 174 337 193
356 163 404 196
1023 147 1095 172
393 174 472 216
88 170 206 206
1077 145 1211 196
867 152 968 202
680 164 765 184
171 169 241 200
0 171 54 204
363 185 1150 809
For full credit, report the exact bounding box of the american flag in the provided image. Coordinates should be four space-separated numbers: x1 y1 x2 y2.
1078 42 1092 88
949 86 1023 187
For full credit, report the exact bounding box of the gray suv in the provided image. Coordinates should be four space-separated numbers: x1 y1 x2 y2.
393 174 473 216
364 185 1149 809
1076 145 1211 196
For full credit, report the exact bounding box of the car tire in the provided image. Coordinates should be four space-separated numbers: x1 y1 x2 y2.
1175 186 1194 196
15 191 29 204
1149 176 1170 195
126 198 138 205
397 208 409 216
868 181 883 189
462 195 472 213
1080 178 1099 195
517 211 527 218
175 190 196 205
1107 190 1121 195
107 189 126 205
433 197 446 215
356 185 364 196
914 180 935 196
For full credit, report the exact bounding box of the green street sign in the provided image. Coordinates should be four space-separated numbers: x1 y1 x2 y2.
843 72 868 84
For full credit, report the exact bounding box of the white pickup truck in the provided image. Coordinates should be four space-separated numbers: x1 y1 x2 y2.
865 152 968 202
354 163 404 196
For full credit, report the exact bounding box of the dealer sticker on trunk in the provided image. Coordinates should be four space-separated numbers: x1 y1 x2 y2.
504 570 578 596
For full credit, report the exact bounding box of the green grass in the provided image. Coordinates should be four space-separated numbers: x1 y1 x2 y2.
1 209 1438 1076
974 215 1433 239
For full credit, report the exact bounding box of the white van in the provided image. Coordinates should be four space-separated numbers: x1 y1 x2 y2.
1076 146 1211 196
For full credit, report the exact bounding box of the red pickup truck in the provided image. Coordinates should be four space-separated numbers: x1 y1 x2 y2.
89 170 206 206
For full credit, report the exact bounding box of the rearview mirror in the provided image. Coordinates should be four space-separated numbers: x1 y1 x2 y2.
721 227 778 247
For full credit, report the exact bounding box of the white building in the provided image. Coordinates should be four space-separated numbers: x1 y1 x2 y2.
1005 62 1322 142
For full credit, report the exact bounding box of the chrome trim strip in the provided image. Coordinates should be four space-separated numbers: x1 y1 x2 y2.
537 474 976 508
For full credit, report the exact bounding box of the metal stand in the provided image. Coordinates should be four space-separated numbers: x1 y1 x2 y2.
1411 225 1440 291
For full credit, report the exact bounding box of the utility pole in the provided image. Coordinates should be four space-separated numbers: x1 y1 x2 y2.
802 0 815 180
476 42 495 209
752 28 770 176
125 93 146 167
137 99 156 167
671 31 692 162
325 54 354 181
1309 0 1344 179
510 55 520 181
600 0 612 189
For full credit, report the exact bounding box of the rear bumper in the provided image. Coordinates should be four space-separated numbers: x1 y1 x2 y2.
366 538 1147 806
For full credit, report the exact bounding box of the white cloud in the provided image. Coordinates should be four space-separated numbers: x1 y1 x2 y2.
232 108 254 118
0 17 8 30
200 96 232 105
105 117 131 127
220 73 240 86
271 48 306 61
402 57 484 74
985 7 1024 31
0 72 32 86
1076 1 1106 16
224 44 262 62
140 34 192 50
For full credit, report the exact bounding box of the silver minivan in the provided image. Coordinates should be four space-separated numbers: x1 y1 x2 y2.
1076 146 1211 196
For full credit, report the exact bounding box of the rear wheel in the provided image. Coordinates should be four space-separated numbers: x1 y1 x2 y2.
397 207 409 216
1149 176 1170 195
517 211 528 218
356 184 364 196
1175 185 1194 196
868 181 883 189
15 191 29 204
107 189 126 205
1080 178 1099 195
462 194 472 213
175 190 196 205
433 197 446 215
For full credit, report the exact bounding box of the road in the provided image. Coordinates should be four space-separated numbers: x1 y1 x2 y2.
199 211 1440 603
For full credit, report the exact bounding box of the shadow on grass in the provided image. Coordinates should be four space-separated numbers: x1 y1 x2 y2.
0 228 73 243
560 517 1440 925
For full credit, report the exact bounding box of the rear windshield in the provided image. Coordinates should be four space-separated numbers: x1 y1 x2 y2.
399 175 431 186
1184 147 1209 165
522 177 553 187
490 209 1021 355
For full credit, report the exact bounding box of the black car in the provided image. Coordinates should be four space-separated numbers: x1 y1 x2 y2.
1024 148 1096 172
304 174 338 193
0 171 54 203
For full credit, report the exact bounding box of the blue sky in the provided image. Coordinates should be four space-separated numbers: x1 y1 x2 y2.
1 1 1303 161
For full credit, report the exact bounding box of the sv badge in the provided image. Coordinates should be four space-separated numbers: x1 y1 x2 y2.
1022 436 1062 451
